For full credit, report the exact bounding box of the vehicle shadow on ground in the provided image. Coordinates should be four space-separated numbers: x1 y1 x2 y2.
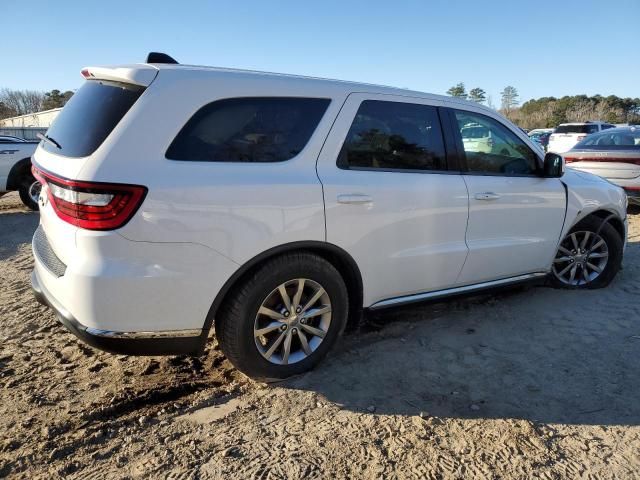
0 210 38 261
283 256 640 426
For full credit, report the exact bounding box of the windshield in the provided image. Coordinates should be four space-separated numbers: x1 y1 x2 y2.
42 80 145 157
555 124 599 134
575 128 640 149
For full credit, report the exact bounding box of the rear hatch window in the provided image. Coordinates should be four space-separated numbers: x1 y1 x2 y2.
42 80 145 158
554 124 599 135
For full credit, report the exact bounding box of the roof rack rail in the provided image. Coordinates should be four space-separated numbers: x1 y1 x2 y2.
146 52 179 64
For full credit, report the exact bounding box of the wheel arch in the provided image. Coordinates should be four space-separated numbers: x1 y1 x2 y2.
6 157 33 191
575 209 625 241
204 241 364 340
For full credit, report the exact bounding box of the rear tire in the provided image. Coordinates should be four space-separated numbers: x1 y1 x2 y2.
18 174 40 211
549 216 623 289
216 252 348 380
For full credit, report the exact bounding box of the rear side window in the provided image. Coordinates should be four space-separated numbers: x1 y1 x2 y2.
42 80 145 157
555 124 599 134
338 100 447 171
576 129 640 149
166 97 330 162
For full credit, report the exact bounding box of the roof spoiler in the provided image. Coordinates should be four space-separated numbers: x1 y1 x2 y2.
146 52 179 64
78 53 177 87
80 65 159 87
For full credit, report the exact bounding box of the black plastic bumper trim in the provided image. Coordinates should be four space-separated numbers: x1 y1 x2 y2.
31 270 205 356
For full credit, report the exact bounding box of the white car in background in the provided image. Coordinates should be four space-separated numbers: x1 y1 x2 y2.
460 122 532 156
31 53 628 380
0 135 40 209
548 121 616 154
565 126 640 205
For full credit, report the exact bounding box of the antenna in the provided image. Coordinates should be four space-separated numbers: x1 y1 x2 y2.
146 52 179 64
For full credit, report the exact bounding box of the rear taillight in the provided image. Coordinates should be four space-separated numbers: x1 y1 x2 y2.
576 135 587 141
561 156 640 165
32 165 147 231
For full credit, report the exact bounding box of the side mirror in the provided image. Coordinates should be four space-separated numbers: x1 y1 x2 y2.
542 152 564 178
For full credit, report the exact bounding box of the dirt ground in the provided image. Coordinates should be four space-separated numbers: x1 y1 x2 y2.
1 191 639 480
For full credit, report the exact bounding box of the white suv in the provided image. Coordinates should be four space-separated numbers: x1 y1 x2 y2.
548 121 616 153
31 54 627 379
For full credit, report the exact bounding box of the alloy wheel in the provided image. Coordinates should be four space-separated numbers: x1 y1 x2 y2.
552 230 609 286
28 180 42 205
254 278 332 365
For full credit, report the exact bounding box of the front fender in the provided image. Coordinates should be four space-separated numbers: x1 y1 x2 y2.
560 168 627 239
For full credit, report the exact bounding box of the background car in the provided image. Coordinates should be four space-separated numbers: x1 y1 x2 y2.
0 135 28 143
564 126 640 205
0 136 40 209
548 121 616 153
528 128 554 151
460 122 524 157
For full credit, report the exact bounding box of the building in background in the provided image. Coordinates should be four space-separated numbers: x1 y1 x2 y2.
0 108 61 128
0 108 61 140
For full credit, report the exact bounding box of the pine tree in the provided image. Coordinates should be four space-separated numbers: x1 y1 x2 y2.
501 86 519 115
446 83 467 99
469 88 486 104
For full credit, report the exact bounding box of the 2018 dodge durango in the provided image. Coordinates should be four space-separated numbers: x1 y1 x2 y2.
31 54 627 379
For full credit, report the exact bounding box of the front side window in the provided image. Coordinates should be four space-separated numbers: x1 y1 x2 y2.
338 100 447 171
166 97 330 162
453 110 539 175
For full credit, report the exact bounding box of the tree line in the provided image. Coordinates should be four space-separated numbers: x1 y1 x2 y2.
0 89 74 119
2 84 639 130
446 82 640 129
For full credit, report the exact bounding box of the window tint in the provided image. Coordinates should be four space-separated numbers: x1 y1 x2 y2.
338 100 446 171
42 80 145 158
453 110 539 175
167 97 330 162
601 124 616 130
555 124 599 134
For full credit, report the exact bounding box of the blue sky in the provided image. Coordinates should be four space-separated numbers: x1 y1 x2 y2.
4 0 638 104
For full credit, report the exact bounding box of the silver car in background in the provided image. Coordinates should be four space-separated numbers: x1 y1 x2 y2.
564 126 640 205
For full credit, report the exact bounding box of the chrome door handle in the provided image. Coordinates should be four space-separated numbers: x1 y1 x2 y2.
337 194 373 205
474 192 500 201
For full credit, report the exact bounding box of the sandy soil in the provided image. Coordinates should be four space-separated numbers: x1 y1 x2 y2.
1 191 639 479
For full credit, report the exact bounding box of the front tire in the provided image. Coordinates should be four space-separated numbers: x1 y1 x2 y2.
216 252 348 380
550 216 623 289
18 175 41 211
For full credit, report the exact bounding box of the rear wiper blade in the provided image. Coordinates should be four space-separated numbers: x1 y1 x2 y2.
37 133 62 149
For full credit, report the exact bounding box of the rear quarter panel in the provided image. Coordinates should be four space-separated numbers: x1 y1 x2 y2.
77 70 350 266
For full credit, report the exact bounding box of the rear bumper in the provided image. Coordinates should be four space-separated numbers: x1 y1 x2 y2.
31 269 205 356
